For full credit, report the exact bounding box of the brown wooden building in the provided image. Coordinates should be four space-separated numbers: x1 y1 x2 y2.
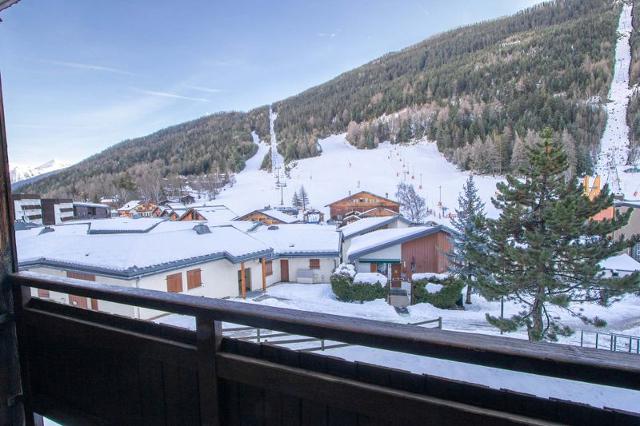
235 208 299 225
347 225 453 285
326 191 400 222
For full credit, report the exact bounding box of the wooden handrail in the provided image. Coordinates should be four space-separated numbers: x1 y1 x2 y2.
10 270 640 391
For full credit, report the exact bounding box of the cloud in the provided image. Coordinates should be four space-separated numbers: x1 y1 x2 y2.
45 60 135 76
133 88 210 103
185 85 222 94
317 32 337 38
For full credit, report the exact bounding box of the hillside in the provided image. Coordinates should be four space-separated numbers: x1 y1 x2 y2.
24 0 628 200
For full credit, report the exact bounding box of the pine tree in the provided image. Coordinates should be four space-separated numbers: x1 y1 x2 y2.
479 128 639 342
449 175 487 304
291 192 301 210
299 186 310 211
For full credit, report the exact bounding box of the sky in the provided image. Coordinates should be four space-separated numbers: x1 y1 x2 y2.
0 0 542 167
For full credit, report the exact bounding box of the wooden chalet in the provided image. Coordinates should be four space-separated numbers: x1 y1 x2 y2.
118 200 158 218
178 207 208 221
326 191 400 223
235 208 299 225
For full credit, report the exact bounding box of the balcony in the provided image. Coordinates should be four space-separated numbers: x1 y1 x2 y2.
6 271 640 425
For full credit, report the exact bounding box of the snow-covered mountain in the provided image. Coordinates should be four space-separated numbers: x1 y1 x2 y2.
10 159 69 184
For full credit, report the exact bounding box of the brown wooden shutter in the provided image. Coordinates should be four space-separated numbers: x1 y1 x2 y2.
265 260 273 276
167 273 183 293
370 263 377 272
67 271 96 281
187 269 202 290
309 259 320 270
37 288 50 298
90 298 99 311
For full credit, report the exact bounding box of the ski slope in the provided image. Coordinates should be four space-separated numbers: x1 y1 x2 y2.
217 133 501 221
596 3 639 197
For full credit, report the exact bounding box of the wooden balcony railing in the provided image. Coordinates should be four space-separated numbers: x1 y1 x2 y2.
9 271 640 425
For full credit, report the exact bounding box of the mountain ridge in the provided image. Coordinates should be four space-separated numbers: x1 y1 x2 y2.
21 0 631 200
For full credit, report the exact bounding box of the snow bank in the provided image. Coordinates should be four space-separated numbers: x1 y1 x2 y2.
412 272 450 281
353 272 387 285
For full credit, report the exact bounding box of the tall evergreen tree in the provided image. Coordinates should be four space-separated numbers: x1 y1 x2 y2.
479 129 639 342
291 191 301 210
449 175 487 304
299 186 310 211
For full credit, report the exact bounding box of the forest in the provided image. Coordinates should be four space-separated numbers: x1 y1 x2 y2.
23 0 630 200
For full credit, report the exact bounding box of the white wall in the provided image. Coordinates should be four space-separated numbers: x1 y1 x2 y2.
14 198 43 225
357 244 401 262
281 257 337 283
55 202 74 224
25 266 136 318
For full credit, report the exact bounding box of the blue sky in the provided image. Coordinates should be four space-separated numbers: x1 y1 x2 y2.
0 0 541 166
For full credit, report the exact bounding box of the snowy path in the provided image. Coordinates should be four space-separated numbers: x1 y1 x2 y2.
269 106 284 174
596 3 634 178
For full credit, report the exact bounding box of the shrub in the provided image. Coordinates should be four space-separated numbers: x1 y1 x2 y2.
331 265 387 303
413 276 464 309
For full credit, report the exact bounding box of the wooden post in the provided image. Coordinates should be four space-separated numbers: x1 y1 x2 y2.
240 262 246 299
195 315 222 426
261 258 266 292
0 73 27 426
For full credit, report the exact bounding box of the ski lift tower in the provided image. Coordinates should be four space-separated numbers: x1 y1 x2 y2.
275 167 287 206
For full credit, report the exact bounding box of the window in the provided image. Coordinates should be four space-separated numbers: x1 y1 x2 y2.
37 288 50 298
265 260 273 276
167 273 183 293
632 242 640 262
309 259 320 269
187 269 202 290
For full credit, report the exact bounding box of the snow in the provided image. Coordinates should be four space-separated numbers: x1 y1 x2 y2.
73 201 109 209
248 208 299 224
412 272 450 281
424 283 443 293
353 272 387 285
249 223 340 255
16 222 270 273
600 253 640 274
596 3 637 197
87 217 165 233
339 216 400 239
269 107 284 173
117 200 142 212
214 134 502 225
9 159 69 183
334 263 356 278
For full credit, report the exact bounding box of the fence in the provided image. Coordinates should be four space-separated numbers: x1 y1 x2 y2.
223 317 443 353
579 329 640 354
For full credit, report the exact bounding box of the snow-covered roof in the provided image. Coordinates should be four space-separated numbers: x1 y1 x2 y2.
73 202 110 209
237 208 299 224
250 223 340 257
599 253 640 272
17 222 272 279
189 204 238 224
340 215 408 239
87 217 166 234
347 225 453 261
117 200 142 211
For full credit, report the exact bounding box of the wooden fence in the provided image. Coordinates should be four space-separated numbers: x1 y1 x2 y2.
10 271 640 425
